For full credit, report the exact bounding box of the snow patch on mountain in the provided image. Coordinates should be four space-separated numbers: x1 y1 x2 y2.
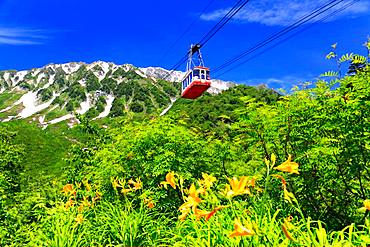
3 72 10 82
18 91 58 118
76 93 91 114
48 113 74 125
42 75 55 89
160 97 177 116
94 95 114 119
62 62 81 74
37 73 45 85
139 67 185 82
12 71 28 87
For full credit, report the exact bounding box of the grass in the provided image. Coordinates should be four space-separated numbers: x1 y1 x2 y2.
0 120 90 190
0 91 23 107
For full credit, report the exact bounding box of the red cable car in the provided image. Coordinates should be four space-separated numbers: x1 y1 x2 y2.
181 44 211 99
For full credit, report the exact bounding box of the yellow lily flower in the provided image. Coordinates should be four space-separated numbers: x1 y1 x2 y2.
194 205 229 221
199 173 217 189
111 178 121 189
121 188 132 194
229 218 255 238
274 154 299 174
282 216 295 241
224 176 254 198
62 184 75 195
205 205 229 221
160 171 176 189
65 198 74 210
193 208 211 220
144 198 155 209
75 214 84 224
178 185 204 221
128 178 142 190
283 188 296 204
178 207 191 221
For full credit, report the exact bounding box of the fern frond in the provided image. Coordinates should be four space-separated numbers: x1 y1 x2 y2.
326 52 336 60
339 53 354 63
320 71 339 77
352 55 367 64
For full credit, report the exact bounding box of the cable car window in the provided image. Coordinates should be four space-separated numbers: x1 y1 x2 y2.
193 69 200 78
206 70 210 80
201 70 206 79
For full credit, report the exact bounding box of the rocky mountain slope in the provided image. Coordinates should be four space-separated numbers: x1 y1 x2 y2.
0 61 234 127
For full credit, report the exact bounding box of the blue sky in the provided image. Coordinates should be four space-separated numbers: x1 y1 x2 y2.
0 0 369 88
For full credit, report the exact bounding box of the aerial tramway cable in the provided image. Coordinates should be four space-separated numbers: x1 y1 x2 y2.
158 0 216 65
214 0 360 77
212 0 352 76
163 0 251 80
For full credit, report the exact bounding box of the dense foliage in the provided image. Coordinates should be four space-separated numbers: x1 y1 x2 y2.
0 42 369 246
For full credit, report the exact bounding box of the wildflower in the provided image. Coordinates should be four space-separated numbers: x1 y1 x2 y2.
62 184 75 195
128 178 142 190
205 205 229 221
144 198 155 209
112 179 121 189
179 194 201 212
199 173 217 189
75 214 84 224
92 191 102 203
271 174 287 187
160 171 176 189
187 183 204 201
65 198 74 210
229 218 255 238
274 154 299 174
121 188 132 194
284 188 296 204
282 216 295 241
178 207 191 221
224 176 254 198
178 185 203 221
271 153 277 166
83 179 92 191
194 205 229 221
194 208 211 220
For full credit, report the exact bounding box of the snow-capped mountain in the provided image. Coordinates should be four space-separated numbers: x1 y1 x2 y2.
0 61 234 127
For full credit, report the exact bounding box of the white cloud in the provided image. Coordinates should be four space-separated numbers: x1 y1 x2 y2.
201 0 370 26
0 27 46 45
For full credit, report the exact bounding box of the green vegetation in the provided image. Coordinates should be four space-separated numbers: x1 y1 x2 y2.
0 42 369 246
0 91 23 108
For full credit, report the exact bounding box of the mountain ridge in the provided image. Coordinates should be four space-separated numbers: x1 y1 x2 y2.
0 61 234 127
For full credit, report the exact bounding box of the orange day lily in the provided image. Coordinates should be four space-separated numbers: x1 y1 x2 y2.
128 178 142 190
194 205 229 221
144 198 155 209
178 184 203 221
161 171 176 189
282 216 295 241
274 154 299 174
62 184 75 195
229 218 255 238
65 198 74 210
224 176 255 198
